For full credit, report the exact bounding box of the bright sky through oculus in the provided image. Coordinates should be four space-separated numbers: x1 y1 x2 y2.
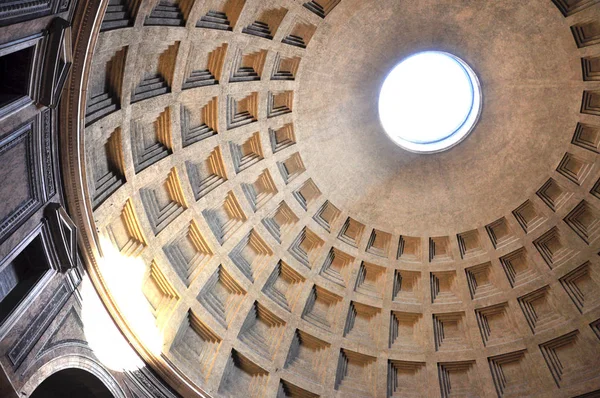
378 51 481 153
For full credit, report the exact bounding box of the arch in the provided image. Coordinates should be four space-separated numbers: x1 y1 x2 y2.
30 368 113 398
21 355 124 398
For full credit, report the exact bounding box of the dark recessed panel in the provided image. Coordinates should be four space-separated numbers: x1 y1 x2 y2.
0 119 44 245
0 225 52 327
0 34 43 119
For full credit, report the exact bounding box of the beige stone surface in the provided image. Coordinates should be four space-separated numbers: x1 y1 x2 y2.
71 0 600 397
297 0 586 235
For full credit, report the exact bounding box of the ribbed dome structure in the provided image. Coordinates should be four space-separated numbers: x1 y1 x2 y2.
71 0 600 396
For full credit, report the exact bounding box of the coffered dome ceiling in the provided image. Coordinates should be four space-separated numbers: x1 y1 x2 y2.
67 0 600 396
297 0 584 234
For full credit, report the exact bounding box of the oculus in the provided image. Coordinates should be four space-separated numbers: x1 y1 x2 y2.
379 51 481 153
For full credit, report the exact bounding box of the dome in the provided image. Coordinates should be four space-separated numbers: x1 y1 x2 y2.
62 0 600 396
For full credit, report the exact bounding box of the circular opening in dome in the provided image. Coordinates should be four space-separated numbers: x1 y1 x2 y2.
378 51 482 153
